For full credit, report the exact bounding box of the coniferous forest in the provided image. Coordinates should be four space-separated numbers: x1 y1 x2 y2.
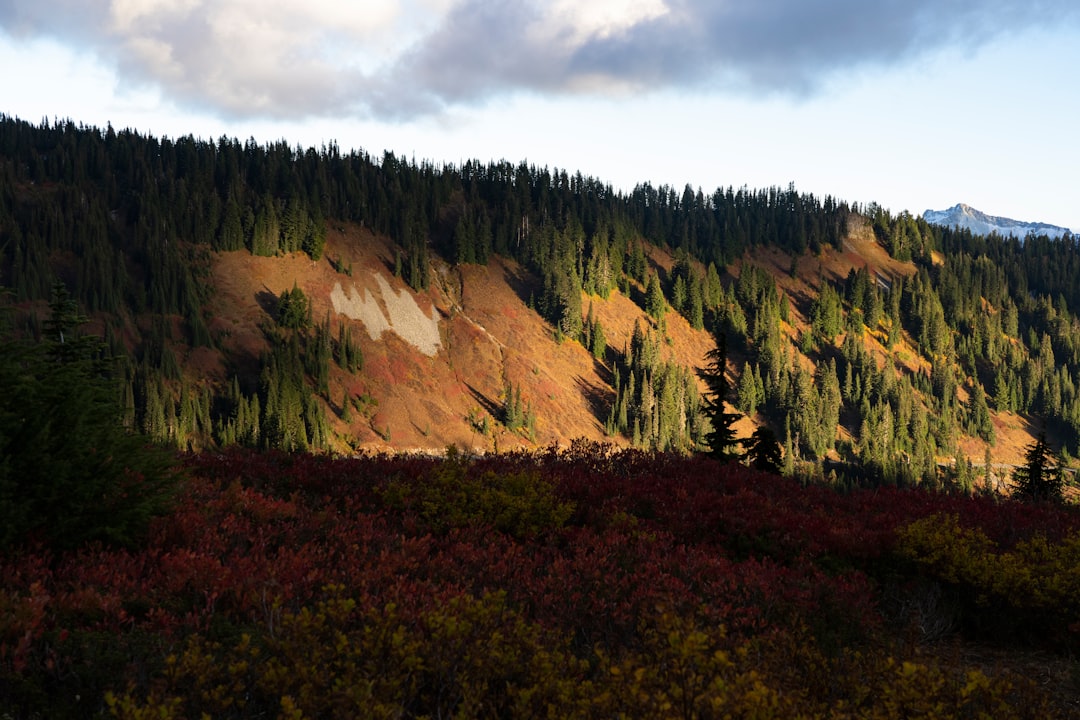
7 114 1080 716
4 114 1080 481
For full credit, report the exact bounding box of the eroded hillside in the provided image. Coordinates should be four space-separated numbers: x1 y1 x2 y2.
194 215 1038 467
205 223 717 453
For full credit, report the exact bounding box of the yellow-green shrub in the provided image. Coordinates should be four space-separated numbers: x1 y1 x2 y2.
594 610 793 718
107 588 593 719
107 589 1055 720
381 461 574 538
898 515 1080 615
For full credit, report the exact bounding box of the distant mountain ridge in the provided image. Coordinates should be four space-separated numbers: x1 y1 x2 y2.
923 203 1072 239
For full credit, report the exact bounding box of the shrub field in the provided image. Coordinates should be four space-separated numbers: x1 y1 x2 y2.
3 442 1080 717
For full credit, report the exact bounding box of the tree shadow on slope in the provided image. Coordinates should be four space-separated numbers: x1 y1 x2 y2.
255 287 280 319
502 264 543 314
575 375 611 434
467 382 504 423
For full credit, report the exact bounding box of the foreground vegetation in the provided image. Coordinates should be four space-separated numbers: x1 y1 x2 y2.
3 445 1080 717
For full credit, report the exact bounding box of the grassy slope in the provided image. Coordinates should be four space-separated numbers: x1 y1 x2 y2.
194 217 1042 467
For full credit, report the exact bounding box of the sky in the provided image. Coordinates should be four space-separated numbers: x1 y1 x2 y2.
1 0 1078 232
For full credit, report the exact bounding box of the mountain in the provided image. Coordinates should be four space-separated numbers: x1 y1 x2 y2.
923 203 1072 239
6 115 1080 481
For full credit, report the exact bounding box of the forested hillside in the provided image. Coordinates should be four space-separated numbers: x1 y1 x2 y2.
2 114 1080 486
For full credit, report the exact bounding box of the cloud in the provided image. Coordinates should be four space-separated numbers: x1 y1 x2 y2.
2 0 1077 120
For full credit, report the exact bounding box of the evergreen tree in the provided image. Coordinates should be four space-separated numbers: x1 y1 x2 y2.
645 271 666 323
993 369 1012 413
1012 430 1063 503
278 283 311 330
503 381 528 433
698 333 741 461
687 271 705 330
782 417 795 475
43 282 99 365
966 381 995 444
302 203 327 260
541 265 584 341
454 211 477 264
308 315 332 397
736 362 760 415
0 289 177 550
216 195 245 251
743 426 783 474
704 263 724 310
341 387 352 422
672 275 687 314
983 444 996 493
810 283 844 344
585 239 614 298
591 318 607 361
335 322 363 373
251 194 281 256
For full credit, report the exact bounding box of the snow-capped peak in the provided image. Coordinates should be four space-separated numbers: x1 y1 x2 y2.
923 203 1072 240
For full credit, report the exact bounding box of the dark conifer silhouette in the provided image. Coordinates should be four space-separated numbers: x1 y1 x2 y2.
1012 430 1063 503
698 332 741 461
743 426 783 474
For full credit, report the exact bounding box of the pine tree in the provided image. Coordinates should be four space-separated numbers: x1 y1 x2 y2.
216 195 244 251
993 370 1011 412
743 426 782 474
782 415 795 475
810 283 843 344
336 323 363 373
278 283 310 330
736 362 759 415
0 290 176 550
645 271 666 322
302 203 326 260
307 314 332 397
698 332 741 461
251 195 281 256
672 275 687 314
1012 430 1063 503
591 319 606 361
983 444 995 493
688 273 705 330
503 381 527 432
44 282 99 365
967 382 994 444
341 388 352 422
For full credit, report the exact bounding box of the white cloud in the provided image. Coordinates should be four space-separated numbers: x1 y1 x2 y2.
544 0 669 45
109 0 203 34
2 0 1078 120
125 35 181 81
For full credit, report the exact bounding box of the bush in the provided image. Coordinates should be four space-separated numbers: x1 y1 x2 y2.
380 452 574 538
897 514 1080 646
4 447 1075 717
107 588 591 719
108 589 1051 720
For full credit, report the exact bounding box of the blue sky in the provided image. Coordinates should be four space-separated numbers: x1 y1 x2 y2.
2 0 1078 231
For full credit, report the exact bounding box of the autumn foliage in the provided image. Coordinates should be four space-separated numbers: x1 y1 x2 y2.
3 443 1079 717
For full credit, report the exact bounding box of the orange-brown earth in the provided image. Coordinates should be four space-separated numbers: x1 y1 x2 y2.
192 220 1044 467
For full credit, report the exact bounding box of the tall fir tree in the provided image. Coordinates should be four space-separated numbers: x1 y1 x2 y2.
1012 429 1063 503
645 271 666 322
698 332 741 461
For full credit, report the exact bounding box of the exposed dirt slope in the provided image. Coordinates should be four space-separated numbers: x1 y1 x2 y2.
204 224 719 454
200 220 1042 466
